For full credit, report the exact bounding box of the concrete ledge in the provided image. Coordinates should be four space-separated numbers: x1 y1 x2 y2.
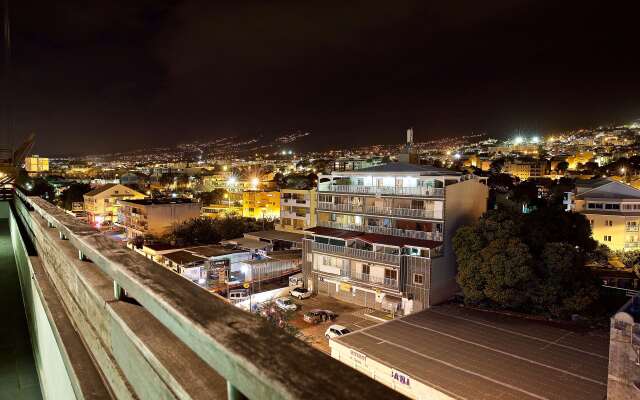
15 193 405 400
10 202 112 400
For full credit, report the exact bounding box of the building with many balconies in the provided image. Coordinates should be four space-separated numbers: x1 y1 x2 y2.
302 162 488 314
277 188 317 233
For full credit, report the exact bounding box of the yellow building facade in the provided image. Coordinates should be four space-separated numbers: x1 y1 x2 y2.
570 179 640 252
242 190 280 219
25 155 49 174
83 183 146 226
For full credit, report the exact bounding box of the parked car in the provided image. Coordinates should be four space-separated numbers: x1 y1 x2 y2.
289 287 312 299
325 324 351 339
303 309 336 324
275 297 297 311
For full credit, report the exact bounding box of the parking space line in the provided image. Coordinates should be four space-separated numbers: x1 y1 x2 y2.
361 331 548 400
398 319 605 386
428 309 607 360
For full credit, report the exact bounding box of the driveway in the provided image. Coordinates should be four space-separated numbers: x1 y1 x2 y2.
288 294 380 354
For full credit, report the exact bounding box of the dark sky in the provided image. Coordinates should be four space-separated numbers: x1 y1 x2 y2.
3 1 640 155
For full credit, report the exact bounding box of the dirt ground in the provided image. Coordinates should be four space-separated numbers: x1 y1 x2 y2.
288 294 380 354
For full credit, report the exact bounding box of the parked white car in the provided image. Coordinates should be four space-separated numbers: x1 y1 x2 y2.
325 324 351 339
289 287 312 299
275 297 297 312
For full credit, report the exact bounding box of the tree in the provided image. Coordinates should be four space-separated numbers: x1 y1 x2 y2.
453 207 601 318
533 243 600 318
20 177 55 202
59 183 92 210
480 239 535 308
487 173 514 193
511 180 538 205
556 161 569 172
164 216 275 246
199 189 226 205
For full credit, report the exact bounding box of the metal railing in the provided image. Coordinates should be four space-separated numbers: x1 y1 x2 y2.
15 191 404 400
627 226 640 232
625 242 640 249
319 184 444 197
281 198 310 206
351 272 399 289
317 220 443 241
317 202 437 219
311 241 401 265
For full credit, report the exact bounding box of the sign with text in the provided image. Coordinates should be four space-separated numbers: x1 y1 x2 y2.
348 349 367 367
391 369 411 387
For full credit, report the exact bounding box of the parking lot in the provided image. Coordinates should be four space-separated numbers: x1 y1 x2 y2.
287 294 381 354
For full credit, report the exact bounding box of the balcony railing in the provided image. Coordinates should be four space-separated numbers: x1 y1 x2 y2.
281 198 310 207
317 220 443 241
351 272 399 289
626 226 639 232
311 241 401 265
317 202 436 219
319 184 444 197
15 191 404 400
625 242 640 249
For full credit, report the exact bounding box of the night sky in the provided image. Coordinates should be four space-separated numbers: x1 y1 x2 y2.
3 1 640 155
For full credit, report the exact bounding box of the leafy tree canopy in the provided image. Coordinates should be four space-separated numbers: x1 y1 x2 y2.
453 207 600 318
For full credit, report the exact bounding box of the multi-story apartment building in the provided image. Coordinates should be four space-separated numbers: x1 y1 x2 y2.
565 178 640 251
242 190 280 219
83 183 146 226
302 162 488 314
117 198 201 239
24 155 49 175
277 188 316 233
503 159 549 180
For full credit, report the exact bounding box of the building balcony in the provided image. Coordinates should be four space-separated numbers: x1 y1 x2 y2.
317 202 437 219
319 183 444 197
317 220 443 241
350 272 399 290
311 241 402 265
281 197 310 206
626 226 639 232
625 242 640 249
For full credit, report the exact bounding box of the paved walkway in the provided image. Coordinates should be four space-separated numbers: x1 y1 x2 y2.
0 219 42 400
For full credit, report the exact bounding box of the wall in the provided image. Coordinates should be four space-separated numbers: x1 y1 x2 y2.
430 179 488 306
330 340 454 400
9 209 78 400
608 301 640 399
13 198 228 399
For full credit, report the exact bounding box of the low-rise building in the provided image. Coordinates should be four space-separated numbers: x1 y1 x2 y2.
242 190 280 219
24 155 49 175
503 159 549 180
117 198 201 239
566 178 640 251
83 183 146 226
277 188 317 233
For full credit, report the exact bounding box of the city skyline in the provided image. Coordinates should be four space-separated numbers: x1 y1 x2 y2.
3 1 640 154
